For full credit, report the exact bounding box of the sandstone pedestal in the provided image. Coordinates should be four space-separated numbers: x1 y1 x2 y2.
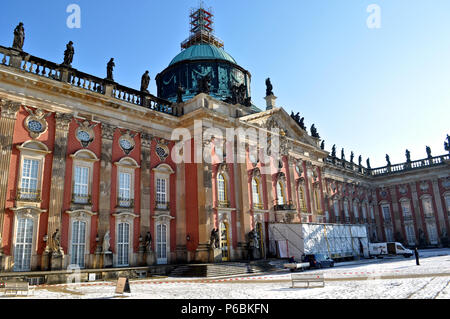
93 252 103 269
138 248 146 266
146 251 156 266
264 94 277 110
194 243 210 263
50 252 64 271
103 252 113 268
41 251 50 271
208 248 222 263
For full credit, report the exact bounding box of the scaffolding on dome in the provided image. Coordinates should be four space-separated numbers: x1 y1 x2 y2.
181 4 224 50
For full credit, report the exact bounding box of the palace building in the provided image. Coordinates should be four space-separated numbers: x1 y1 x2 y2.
0 7 449 273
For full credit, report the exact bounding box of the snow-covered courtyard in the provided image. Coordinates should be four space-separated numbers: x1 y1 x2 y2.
2 249 449 299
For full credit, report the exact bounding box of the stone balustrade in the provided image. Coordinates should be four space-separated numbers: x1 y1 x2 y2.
0 45 175 117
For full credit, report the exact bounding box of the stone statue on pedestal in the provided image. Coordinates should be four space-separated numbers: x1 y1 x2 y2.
341 148 345 160
62 41 74 67
51 229 62 254
140 70 150 93
386 154 391 166
177 85 185 103
445 135 450 154
366 158 371 169
331 145 336 158
350 152 354 164
144 232 152 252
102 231 111 253
320 140 325 150
426 146 432 159
12 22 25 51
106 58 115 81
310 124 320 138
358 155 362 166
197 75 211 94
265 78 273 96
405 149 411 163
209 228 220 249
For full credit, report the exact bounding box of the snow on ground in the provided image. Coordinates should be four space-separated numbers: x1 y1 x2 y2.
2 249 450 299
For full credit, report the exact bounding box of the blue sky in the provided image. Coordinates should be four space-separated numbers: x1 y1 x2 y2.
1 0 449 168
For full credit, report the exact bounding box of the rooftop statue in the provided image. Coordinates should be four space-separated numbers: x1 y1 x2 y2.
106 58 115 81
331 145 336 158
310 124 320 138
62 41 74 67
405 149 411 162
445 135 450 154
366 158 371 169
12 22 25 51
197 74 211 94
176 85 185 103
350 151 354 164
265 78 273 96
358 155 362 166
386 154 391 166
426 146 432 159
341 148 345 160
140 70 150 93
320 140 325 150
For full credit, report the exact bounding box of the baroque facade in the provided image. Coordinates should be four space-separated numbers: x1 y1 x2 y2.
0 10 449 272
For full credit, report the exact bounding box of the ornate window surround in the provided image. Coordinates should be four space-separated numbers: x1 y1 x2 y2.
153 163 175 212
114 157 140 212
9 206 46 271
65 209 97 269
112 211 139 267
15 140 51 208
69 149 99 208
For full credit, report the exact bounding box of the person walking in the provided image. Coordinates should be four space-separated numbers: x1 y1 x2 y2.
414 247 420 266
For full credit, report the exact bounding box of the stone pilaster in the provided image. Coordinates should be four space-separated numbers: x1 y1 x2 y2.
97 123 115 246
0 99 21 257
139 133 152 242
47 113 73 264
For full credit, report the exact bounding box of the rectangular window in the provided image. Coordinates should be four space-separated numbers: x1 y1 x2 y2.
71 221 86 268
73 166 89 203
20 158 39 200
156 224 167 262
353 203 359 218
118 172 132 207
156 178 167 208
333 201 339 217
426 223 438 244
385 227 394 242
422 198 434 217
401 201 412 219
382 205 391 222
117 223 130 266
405 224 415 245
14 218 34 271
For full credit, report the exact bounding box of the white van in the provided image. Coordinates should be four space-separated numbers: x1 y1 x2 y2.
369 242 413 258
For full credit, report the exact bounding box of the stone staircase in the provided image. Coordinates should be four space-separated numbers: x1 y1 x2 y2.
169 259 288 278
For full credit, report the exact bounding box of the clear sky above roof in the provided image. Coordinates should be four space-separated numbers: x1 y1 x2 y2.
0 0 449 168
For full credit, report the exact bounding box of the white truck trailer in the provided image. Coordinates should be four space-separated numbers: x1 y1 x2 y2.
268 223 370 262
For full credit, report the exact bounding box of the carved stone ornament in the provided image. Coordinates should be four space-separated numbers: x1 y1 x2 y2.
0 99 21 119
380 188 388 198
420 181 429 192
443 178 450 189
399 185 408 195
75 119 98 148
155 138 170 161
55 112 73 131
141 132 152 149
101 123 116 140
118 130 136 155
23 106 52 139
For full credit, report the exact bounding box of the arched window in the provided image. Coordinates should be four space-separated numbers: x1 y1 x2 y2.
314 189 322 212
276 181 286 205
252 177 262 209
299 186 307 212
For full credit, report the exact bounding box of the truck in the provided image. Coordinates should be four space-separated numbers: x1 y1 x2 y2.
368 242 413 258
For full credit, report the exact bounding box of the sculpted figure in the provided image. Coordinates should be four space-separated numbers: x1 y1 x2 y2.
140 70 150 93
52 229 61 252
12 22 25 50
144 232 152 252
265 78 273 96
366 158 371 169
445 135 450 153
386 154 391 166
63 41 74 66
106 58 115 81
425 146 432 159
176 85 185 103
405 149 411 162
103 231 111 252
331 145 336 158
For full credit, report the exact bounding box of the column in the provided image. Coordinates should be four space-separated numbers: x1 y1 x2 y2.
0 100 21 259
47 112 73 269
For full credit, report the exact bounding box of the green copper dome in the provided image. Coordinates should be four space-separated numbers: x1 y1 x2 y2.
169 44 237 66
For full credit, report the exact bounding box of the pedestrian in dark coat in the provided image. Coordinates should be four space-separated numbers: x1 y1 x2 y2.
414 247 420 266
